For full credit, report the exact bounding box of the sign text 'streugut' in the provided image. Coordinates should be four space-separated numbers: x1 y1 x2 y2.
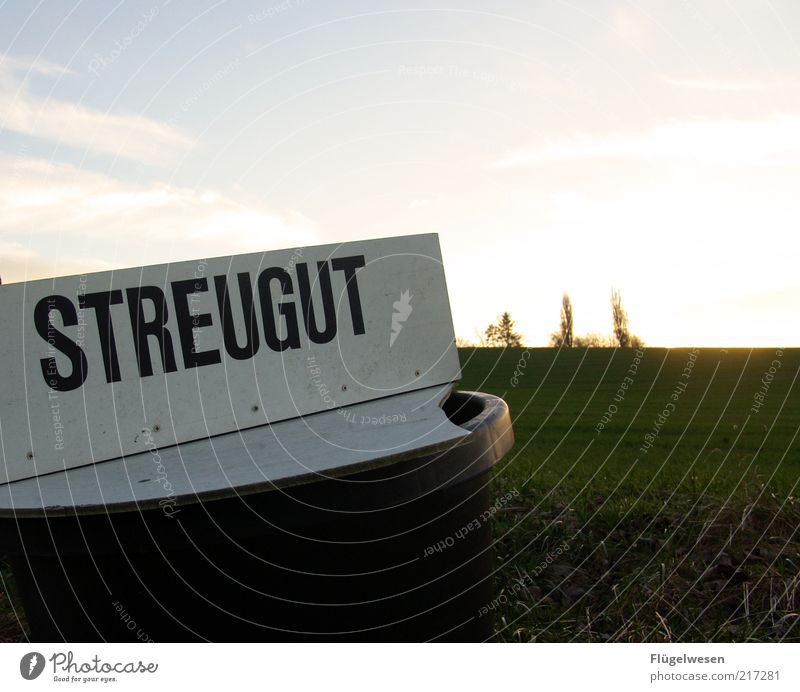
35 255 366 391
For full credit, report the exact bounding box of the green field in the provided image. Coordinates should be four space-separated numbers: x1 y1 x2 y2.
457 347 800 642
2 347 799 642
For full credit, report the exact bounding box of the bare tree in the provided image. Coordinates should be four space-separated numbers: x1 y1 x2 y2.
549 293 574 347
560 293 573 347
574 332 615 347
629 334 645 349
611 288 630 347
485 312 523 347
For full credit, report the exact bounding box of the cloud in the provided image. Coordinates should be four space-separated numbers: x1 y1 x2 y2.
0 241 112 285
0 53 191 166
0 54 77 78
0 156 319 283
493 116 800 168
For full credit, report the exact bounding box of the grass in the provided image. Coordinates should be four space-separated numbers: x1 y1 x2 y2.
2 347 798 641
456 347 800 641
0 558 25 642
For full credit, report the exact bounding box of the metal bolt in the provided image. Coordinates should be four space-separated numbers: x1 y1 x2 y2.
153 424 160 433
341 384 347 392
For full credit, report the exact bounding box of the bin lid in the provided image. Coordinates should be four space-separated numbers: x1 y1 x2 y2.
0 384 469 517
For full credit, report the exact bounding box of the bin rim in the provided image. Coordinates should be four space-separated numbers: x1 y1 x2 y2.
0 387 512 519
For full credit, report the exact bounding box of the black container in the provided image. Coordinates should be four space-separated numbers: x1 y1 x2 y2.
1 391 512 642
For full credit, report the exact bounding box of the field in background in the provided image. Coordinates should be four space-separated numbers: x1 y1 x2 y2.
457 347 800 642
2 347 798 642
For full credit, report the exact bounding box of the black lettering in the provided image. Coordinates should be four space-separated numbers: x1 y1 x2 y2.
171 278 222 369
79 290 123 383
257 268 301 351
296 261 336 344
35 295 88 391
331 255 366 335
126 286 178 377
214 273 260 360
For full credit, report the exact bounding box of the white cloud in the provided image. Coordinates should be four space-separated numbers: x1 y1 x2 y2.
0 156 319 283
0 54 191 166
493 116 800 168
0 241 112 285
0 54 77 78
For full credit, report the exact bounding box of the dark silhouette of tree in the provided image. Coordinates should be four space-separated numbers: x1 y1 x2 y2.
629 334 645 349
485 312 523 347
560 293 573 347
549 293 574 347
611 288 629 347
611 288 643 347
545 290 643 347
574 332 615 347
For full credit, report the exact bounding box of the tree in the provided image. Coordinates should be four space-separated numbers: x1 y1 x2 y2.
560 293 573 347
574 332 615 347
484 312 523 347
611 288 630 347
629 334 645 349
549 293 574 347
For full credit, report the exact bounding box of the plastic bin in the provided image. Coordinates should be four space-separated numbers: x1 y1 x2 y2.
0 389 513 642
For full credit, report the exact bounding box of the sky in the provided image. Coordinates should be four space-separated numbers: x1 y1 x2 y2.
1 0 799 346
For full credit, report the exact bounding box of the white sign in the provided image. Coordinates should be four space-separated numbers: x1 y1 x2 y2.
0 234 460 484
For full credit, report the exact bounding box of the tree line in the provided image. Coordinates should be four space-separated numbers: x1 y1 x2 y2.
472 288 643 348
